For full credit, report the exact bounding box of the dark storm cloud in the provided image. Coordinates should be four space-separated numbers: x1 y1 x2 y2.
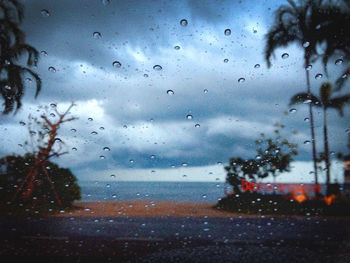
1 0 348 181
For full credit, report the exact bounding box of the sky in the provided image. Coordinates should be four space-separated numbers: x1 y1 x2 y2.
0 0 349 183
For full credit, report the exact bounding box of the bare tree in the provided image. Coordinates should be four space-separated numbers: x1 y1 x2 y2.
12 103 77 205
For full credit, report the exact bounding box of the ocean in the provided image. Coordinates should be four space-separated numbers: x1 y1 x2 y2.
78 181 227 203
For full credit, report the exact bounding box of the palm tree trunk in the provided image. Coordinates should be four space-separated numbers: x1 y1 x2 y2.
323 106 331 195
305 57 319 193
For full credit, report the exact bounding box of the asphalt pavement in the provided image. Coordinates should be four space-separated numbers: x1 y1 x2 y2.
1 216 349 262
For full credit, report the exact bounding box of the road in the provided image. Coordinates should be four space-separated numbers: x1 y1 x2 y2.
1 216 350 262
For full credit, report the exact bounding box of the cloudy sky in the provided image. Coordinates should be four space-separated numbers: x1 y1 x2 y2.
0 0 348 183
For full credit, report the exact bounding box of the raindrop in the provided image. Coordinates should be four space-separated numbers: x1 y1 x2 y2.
305 64 312 71
143 74 149 78
281 53 289 59
103 147 110 151
180 19 188 26
302 41 310 48
289 108 297 113
26 78 32 83
71 128 76 132
101 0 110 5
315 73 323 80
88 117 93 121
106 184 111 188
203 89 208 93
174 45 181 50
238 78 245 83
303 99 312 104
223 59 229 63
93 32 102 39
195 123 200 128
255 155 262 160
99 126 105 130
112 194 117 198
202 194 207 199
167 90 174 95
150 155 156 159
304 117 310 122
50 103 57 108
129 159 134 163
224 29 231 36
153 65 162 71
72 147 77 151
91 131 98 135
186 114 193 120
113 61 122 68
40 9 50 17
123 125 128 129
40 50 48 56
182 162 188 167
254 64 260 68
50 113 55 117
19 121 26 126
304 140 310 145
100 155 105 159
48 66 56 73
335 59 343 65
110 174 116 178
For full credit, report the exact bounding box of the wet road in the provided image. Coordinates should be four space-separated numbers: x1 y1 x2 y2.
1 216 350 262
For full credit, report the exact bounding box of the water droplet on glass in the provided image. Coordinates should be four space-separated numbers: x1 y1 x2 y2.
223 59 229 63
202 194 207 199
88 117 93 121
50 113 55 117
203 89 208 93
91 131 98 135
281 53 289 59
224 29 231 36
180 19 188 26
289 108 297 113
143 73 149 78
48 66 56 73
195 123 200 128
41 9 50 17
167 89 174 95
19 121 26 126
129 159 134 163
254 64 260 68
106 184 111 188
255 155 262 160
305 64 312 71
93 32 102 39
182 162 188 167
150 155 155 159
112 194 117 198
304 140 310 145
304 117 310 122
113 61 122 68
101 0 110 5
303 41 310 48
238 78 245 83
103 147 110 151
153 65 162 71
303 99 312 104
40 50 48 56
99 126 105 130
186 114 193 120
72 147 77 151
315 73 323 80
100 155 105 159
335 59 343 65
174 45 180 50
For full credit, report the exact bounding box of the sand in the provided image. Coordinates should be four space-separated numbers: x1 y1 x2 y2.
53 200 251 218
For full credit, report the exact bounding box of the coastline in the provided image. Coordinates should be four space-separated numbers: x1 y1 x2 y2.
53 200 247 218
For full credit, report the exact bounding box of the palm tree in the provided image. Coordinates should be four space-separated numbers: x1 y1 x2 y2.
265 0 325 188
290 82 350 195
0 0 41 114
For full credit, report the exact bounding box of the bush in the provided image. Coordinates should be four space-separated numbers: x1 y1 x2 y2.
215 192 350 216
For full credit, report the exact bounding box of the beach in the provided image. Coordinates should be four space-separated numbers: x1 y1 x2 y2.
54 200 246 218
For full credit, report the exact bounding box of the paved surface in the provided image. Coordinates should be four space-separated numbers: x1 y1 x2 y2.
1 216 350 262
